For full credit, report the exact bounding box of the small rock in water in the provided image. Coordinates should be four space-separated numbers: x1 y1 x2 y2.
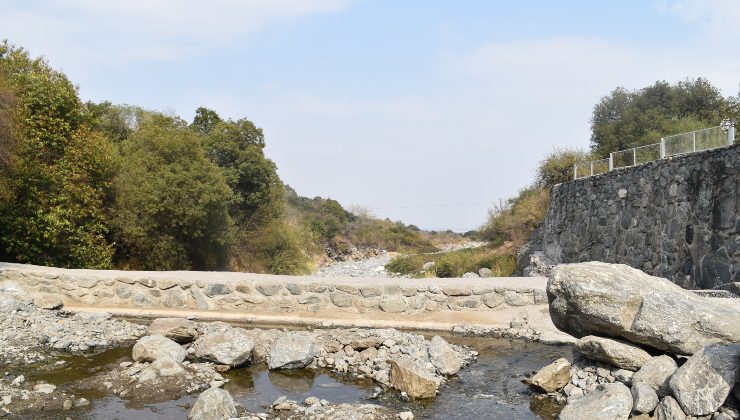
11 375 24 386
74 398 90 407
398 412 414 420
33 383 57 394
304 396 320 406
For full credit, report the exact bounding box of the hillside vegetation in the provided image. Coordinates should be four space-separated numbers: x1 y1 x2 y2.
0 42 456 274
387 78 740 277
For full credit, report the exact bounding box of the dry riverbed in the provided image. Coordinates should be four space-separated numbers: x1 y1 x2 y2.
0 287 570 419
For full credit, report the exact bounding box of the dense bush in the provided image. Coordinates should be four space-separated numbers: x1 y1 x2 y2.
110 116 233 270
385 244 517 278
0 42 116 268
590 79 731 156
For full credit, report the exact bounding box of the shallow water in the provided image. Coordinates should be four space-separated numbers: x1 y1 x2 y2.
16 334 572 419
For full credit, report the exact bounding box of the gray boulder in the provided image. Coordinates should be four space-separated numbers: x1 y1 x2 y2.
427 335 463 375
547 262 740 355
655 396 687 420
32 294 63 310
267 332 316 369
194 327 255 367
631 381 659 414
389 358 440 399
147 318 199 343
132 335 186 363
138 355 186 382
669 343 740 416
576 335 652 371
478 268 493 278
631 355 677 396
529 358 571 393
558 382 632 420
188 387 237 420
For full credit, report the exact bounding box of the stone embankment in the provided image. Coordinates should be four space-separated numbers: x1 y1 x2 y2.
529 262 740 419
527 143 740 290
0 262 568 342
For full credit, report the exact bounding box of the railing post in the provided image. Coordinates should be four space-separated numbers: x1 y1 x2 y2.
608 153 613 171
692 132 696 152
573 164 577 180
660 138 665 159
729 124 735 146
632 148 637 166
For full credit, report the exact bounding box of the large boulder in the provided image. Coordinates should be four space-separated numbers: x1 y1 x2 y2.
558 382 632 420
147 318 199 343
655 396 687 420
631 381 659 414
669 343 740 416
267 332 316 369
529 358 571 393
132 335 186 363
427 336 463 376
194 328 255 367
547 262 740 355
138 355 186 382
188 387 237 420
631 355 677 396
576 335 652 371
32 294 63 310
389 359 440 399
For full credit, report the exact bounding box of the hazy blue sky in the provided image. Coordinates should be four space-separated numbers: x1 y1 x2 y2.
2 0 739 231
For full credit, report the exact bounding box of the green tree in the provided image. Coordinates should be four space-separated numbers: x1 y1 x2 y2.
191 106 222 136
590 78 727 156
86 101 147 144
0 42 115 268
195 109 278 221
110 115 234 270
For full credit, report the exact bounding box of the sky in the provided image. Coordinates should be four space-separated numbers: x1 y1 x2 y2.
1 0 739 231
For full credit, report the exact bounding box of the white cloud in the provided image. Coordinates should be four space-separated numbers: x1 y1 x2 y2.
0 0 350 68
668 0 740 38
197 35 740 230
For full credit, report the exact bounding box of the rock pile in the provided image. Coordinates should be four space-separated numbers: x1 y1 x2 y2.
0 291 145 364
129 320 475 402
529 262 740 419
187 389 408 420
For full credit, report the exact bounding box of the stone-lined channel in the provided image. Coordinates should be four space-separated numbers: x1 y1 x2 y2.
13 328 571 419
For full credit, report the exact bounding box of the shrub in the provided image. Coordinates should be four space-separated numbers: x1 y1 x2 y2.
110 116 233 270
385 244 517 278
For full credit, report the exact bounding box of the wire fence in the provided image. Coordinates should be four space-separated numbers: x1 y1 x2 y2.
574 124 736 180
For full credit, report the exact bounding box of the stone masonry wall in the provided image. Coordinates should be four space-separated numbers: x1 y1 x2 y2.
0 264 547 314
541 144 739 289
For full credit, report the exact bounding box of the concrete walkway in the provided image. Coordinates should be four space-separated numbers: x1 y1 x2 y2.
1 262 576 344
0 262 547 289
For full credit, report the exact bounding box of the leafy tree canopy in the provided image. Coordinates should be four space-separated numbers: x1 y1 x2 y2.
195 108 278 220
111 115 234 270
0 41 115 268
590 78 729 156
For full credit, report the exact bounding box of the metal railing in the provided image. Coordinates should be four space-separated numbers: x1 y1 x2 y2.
574 124 736 180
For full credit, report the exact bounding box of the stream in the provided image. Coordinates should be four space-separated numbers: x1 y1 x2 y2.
12 332 571 419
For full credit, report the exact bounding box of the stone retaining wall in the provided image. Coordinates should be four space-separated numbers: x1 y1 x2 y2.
539 143 739 289
0 263 546 315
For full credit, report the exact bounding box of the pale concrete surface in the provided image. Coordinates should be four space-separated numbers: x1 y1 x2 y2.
0 262 547 290
66 302 560 334
2 262 577 343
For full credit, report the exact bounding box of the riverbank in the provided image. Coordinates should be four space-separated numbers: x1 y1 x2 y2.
0 288 571 419
0 262 574 344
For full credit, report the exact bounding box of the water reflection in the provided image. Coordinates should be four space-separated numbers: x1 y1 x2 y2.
17 335 573 419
